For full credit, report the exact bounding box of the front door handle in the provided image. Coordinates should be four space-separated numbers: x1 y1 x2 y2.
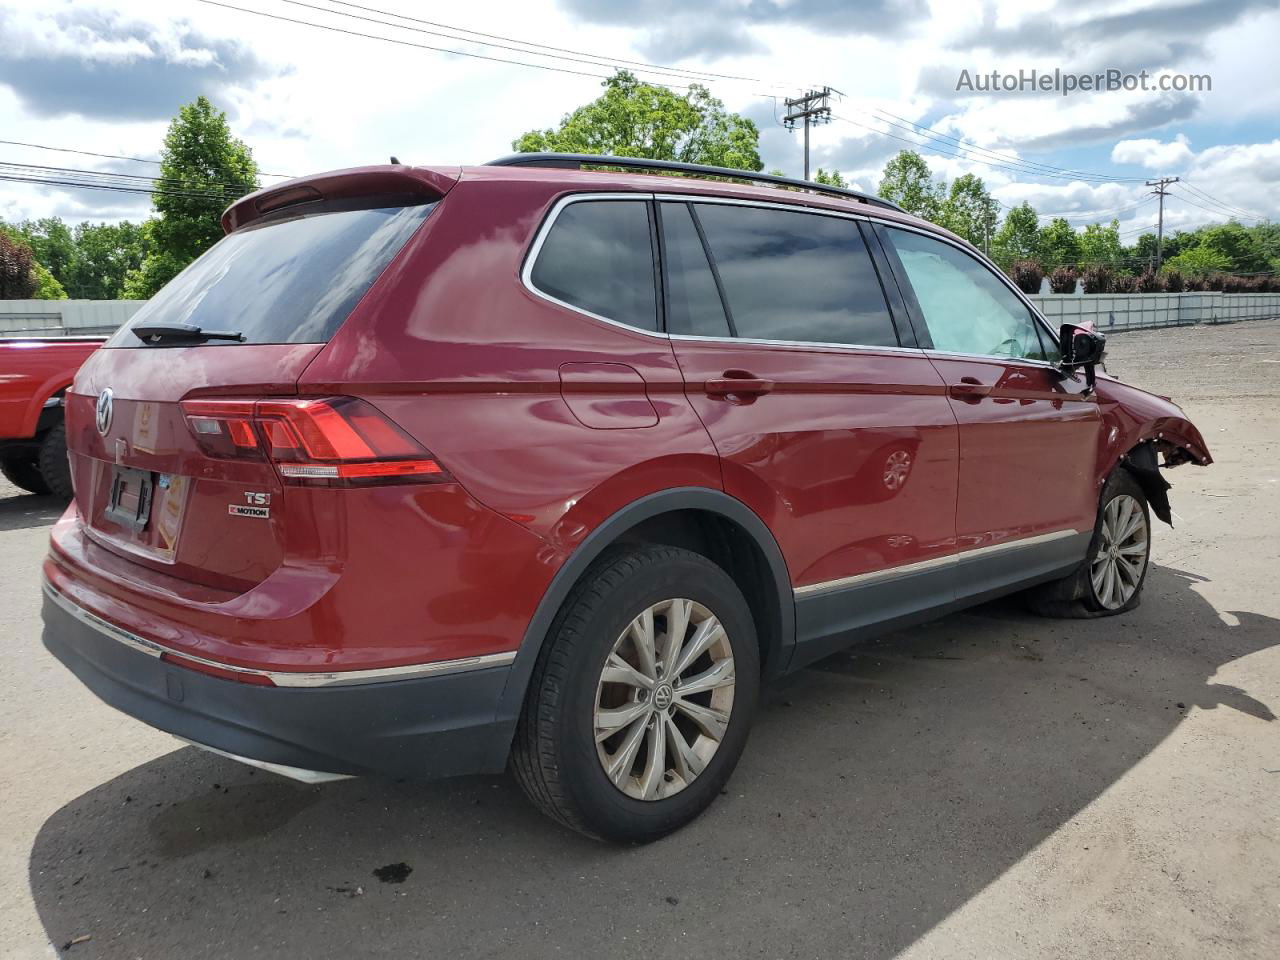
705 372 775 397
948 377 991 402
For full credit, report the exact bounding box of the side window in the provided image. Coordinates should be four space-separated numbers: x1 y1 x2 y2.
658 202 731 338
530 200 657 331
885 227 1058 362
693 203 899 347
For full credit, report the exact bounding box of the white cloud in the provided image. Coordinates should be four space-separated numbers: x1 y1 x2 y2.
1111 134 1195 169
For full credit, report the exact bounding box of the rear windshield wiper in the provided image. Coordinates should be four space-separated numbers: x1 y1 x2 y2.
130 322 245 344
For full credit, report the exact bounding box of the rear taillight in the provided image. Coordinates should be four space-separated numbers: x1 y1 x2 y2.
180 397 451 487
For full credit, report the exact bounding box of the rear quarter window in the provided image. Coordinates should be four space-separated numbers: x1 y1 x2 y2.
528 199 658 332
107 203 434 347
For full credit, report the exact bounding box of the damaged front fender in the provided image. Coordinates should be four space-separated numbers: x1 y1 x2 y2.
1094 377 1213 527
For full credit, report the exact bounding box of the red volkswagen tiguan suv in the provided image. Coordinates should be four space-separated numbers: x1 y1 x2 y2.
41 154 1211 842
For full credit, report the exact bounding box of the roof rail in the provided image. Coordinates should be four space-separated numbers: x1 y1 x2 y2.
484 152 905 213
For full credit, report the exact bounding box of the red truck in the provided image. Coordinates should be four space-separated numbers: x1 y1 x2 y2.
0 337 103 498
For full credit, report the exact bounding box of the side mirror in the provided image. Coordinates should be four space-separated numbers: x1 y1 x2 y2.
1059 323 1106 367
1058 323 1106 394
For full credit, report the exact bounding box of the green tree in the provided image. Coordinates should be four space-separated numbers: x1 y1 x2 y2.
32 262 67 299
813 168 847 187
877 150 943 221
124 96 259 298
514 71 762 171
1195 223 1269 273
1162 245 1231 276
939 173 999 249
1078 219 1124 268
1035 217 1082 269
66 221 147 299
991 201 1039 269
16 217 76 283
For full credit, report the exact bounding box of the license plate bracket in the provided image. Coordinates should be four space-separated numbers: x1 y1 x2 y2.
105 466 153 533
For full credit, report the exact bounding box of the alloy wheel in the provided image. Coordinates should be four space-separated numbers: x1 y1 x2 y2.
1091 494 1148 609
593 598 735 801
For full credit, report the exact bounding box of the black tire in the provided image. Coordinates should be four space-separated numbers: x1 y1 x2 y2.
511 545 760 843
37 422 74 500
1026 468 1152 619
0 452 50 495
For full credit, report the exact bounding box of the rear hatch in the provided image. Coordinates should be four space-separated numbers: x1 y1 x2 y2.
67 179 445 592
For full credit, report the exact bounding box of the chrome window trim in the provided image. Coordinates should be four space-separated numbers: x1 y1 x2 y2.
43 580 516 687
669 332 923 358
877 220 1065 360
793 528 1084 599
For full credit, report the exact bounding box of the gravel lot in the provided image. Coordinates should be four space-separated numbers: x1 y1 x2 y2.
2 320 1277 959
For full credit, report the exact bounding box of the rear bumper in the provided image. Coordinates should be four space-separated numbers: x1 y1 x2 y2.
42 583 518 780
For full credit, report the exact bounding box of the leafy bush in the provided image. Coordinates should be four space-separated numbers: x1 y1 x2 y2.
1223 275 1246 293
1135 269 1160 292
1207 273 1227 291
1162 269 1185 293
1184 274 1208 292
1048 266 1077 294
1112 273 1138 293
0 232 36 299
1081 265 1113 294
1010 259 1044 294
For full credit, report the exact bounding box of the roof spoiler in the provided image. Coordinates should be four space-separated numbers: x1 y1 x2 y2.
486 152 904 213
221 165 462 233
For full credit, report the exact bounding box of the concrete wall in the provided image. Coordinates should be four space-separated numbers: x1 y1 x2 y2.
1029 292 1280 331
0 300 146 337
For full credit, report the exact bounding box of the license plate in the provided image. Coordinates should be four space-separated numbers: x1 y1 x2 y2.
105 466 153 533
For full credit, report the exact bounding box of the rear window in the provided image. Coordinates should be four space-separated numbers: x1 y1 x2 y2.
107 204 434 347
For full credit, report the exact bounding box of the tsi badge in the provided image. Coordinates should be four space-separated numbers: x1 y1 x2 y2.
228 491 271 519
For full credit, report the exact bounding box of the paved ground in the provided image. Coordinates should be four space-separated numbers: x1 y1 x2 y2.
1 320 1277 960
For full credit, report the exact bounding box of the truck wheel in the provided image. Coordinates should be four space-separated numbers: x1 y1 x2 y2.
1026 469 1151 618
512 545 759 843
37 422 74 500
0 453 50 495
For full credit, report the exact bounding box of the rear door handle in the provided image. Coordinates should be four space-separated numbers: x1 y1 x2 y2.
705 372 775 397
948 377 991 402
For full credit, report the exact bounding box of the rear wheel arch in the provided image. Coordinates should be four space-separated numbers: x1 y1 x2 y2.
494 487 795 731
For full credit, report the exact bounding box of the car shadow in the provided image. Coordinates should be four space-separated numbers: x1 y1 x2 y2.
28 564 1278 959
0 490 66 532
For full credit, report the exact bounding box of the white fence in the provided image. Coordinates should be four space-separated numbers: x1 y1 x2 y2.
1 292 1278 339
0 299 146 337
1029 292 1280 332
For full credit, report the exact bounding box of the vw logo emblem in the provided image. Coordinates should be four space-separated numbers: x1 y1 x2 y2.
653 684 674 711
95 388 114 436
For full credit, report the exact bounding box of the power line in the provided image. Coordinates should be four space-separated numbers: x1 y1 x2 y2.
1172 183 1264 222
1169 185 1265 223
0 138 294 179
1178 181 1265 220
864 107 1146 183
832 114 1150 185
312 0 791 88
0 173 242 202
194 0 688 87
0 160 255 200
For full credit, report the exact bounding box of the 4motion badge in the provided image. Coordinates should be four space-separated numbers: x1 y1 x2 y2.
228 491 271 519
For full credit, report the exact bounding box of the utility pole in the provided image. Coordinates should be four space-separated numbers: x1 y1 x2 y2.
1146 176 1179 270
783 88 833 180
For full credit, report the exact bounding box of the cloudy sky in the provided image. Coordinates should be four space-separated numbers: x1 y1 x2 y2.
1 0 1277 241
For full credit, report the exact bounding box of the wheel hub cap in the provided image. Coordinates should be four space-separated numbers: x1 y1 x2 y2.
593 598 736 802
1091 493 1149 610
